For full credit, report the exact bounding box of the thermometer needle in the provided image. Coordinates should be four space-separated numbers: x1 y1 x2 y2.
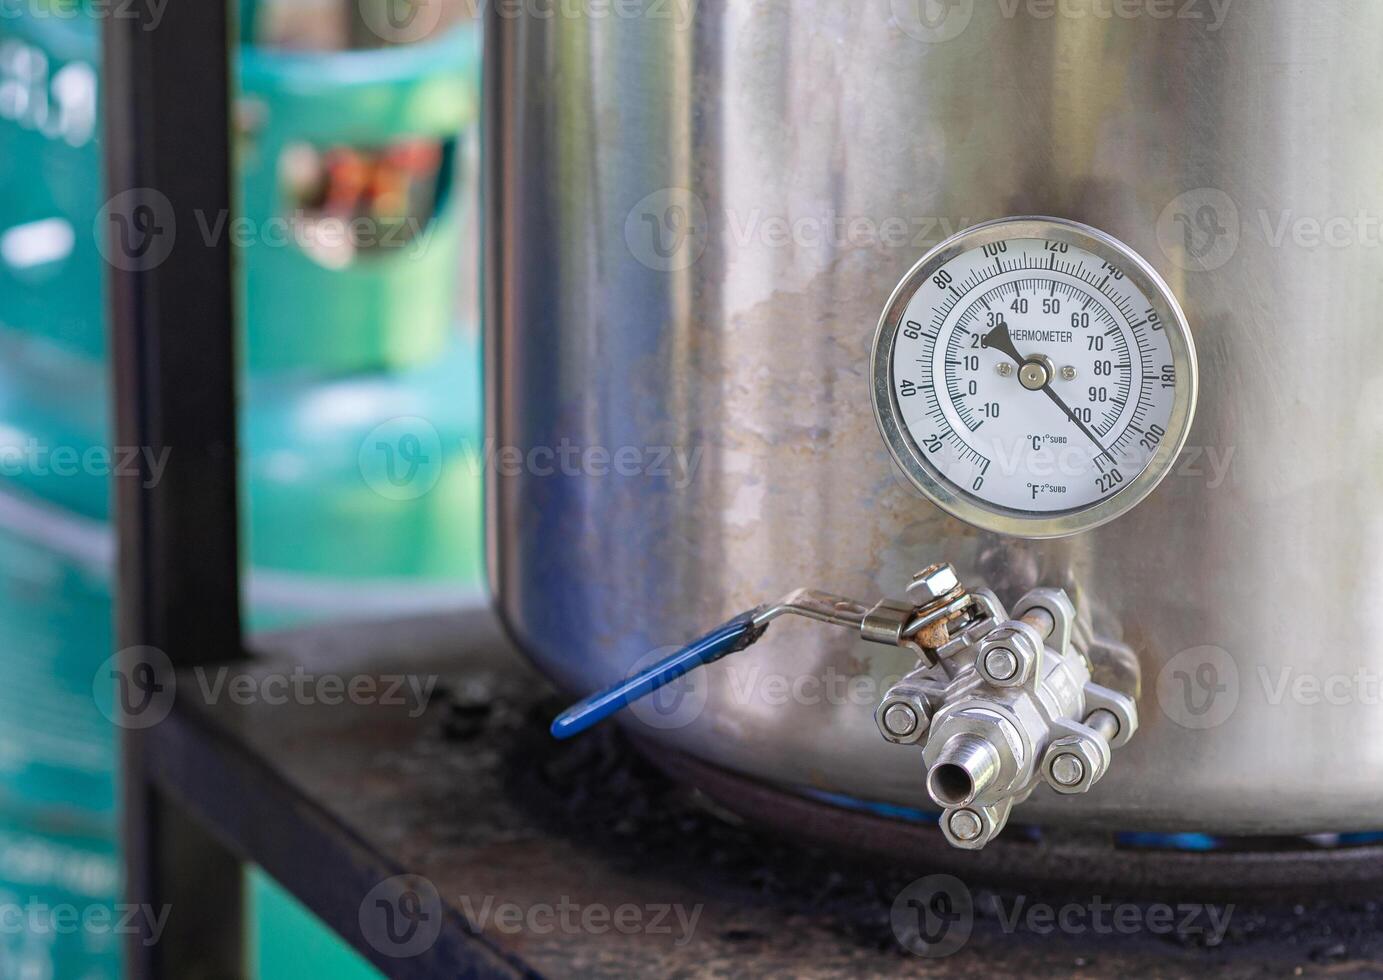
981 322 1113 460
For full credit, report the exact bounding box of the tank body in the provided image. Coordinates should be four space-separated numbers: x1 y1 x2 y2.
484 0 1383 832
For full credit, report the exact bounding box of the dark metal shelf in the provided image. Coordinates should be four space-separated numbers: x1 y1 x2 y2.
136 609 1383 979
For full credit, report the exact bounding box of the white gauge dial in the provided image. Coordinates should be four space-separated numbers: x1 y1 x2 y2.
872 217 1198 538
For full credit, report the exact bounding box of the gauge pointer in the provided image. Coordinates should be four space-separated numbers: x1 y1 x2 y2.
981 321 1114 460
979 320 1025 366
1038 383 1114 462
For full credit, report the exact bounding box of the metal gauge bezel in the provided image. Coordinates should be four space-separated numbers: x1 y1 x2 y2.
870 216 1199 539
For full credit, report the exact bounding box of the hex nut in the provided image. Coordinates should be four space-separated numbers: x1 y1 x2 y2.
947 808 983 842
1042 734 1108 795
983 647 1019 681
939 802 1010 850
884 704 919 738
906 563 961 605
976 625 1040 688
923 705 1025 802
875 692 930 745
1050 752 1085 786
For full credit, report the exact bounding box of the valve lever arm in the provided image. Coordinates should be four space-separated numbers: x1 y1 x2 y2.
550 608 768 739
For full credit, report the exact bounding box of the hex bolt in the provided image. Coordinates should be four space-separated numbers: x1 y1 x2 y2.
983 647 1018 681
1086 708 1120 743
1043 705 1123 795
948 808 983 842
1050 752 1085 787
883 703 918 738
975 622 1042 689
907 563 961 605
1018 607 1055 640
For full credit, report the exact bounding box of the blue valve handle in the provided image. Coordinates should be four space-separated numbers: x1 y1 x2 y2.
550 607 769 739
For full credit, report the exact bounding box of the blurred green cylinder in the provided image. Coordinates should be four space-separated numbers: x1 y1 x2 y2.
0 327 484 819
0 8 481 980
1 15 478 374
238 32 477 373
0 820 120 980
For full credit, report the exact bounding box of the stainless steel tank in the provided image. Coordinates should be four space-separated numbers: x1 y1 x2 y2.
484 0 1383 835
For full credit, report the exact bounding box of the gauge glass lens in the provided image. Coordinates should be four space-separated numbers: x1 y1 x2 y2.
874 218 1197 537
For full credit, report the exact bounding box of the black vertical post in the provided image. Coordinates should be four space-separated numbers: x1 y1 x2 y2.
102 0 245 975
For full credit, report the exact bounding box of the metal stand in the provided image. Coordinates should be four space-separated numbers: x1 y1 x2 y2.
103 1 243 975
97 4 1383 976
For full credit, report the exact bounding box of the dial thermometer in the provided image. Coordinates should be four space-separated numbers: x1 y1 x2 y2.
872 217 1198 538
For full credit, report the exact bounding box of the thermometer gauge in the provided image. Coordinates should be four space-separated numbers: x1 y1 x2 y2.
872 216 1198 538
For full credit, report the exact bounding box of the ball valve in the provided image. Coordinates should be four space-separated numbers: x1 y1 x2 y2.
551 563 1139 850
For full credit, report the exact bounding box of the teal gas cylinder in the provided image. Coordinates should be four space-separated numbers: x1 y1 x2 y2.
0 333 481 978
0 492 112 821
0 327 484 821
1 10 478 978
0 818 121 980
0 15 103 357
0 12 477 373
238 33 478 373
0 329 484 582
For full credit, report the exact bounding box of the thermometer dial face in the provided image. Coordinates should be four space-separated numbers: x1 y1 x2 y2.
872 217 1198 538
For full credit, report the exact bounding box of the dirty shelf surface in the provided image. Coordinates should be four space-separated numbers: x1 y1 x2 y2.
146 610 1383 979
